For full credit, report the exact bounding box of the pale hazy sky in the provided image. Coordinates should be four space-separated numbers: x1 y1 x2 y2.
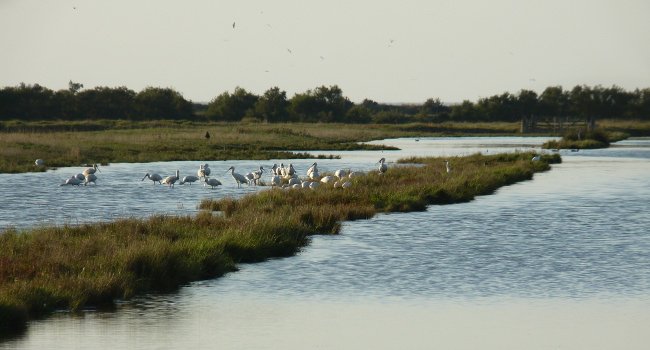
1 0 649 103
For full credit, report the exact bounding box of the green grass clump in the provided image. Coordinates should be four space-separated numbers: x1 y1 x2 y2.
0 152 559 336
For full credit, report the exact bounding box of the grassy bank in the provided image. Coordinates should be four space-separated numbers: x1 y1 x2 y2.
541 128 625 150
0 152 560 337
0 120 522 173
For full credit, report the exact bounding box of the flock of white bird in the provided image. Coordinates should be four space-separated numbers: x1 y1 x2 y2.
53 158 398 190
49 153 544 190
60 163 101 186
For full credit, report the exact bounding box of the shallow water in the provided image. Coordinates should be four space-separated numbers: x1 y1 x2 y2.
2 137 650 350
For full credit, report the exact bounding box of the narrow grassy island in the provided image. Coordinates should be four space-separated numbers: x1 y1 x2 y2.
0 152 560 337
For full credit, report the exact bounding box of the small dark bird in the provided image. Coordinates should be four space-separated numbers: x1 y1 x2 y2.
232 22 236 28
205 131 210 139
287 48 292 54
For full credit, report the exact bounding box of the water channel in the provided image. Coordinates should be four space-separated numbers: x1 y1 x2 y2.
2 137 649 349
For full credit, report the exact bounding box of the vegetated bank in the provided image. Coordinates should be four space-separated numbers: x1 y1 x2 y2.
0 120 521 174
541 128 629 150
0 152 560 337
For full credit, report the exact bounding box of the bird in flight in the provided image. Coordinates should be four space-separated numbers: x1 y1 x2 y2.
232 22 236 28
287 48 292 54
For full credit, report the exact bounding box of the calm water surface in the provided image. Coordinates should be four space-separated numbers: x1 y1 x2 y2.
2 137 650 350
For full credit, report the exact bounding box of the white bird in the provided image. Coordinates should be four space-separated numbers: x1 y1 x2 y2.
287 164 296 176
334 169 348 179
287 177 301 186
445 160 451 174
61 175 82 186
252 166 265 185
341 181 352 189
83 164 100 176
162 170 180 188
301 181 310 188
270 175 282 187
35 159 44 166
198 163 211 179
227 166 249 188
204 177 222 189
84 173 97 186
307 162 318 177
378 158 388 175
244 172 255 185
180 175 199 185
271 163 279 175
348 171 363 179
320 175 335 184
532 155 541 161
142 173 163 184
280 163 288 176
308 181 320 189
333 181 341 188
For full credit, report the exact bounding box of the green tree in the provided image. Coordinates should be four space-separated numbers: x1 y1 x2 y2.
134 87 193 119
206 87 258 121
253 87 289 122
539 86 569 119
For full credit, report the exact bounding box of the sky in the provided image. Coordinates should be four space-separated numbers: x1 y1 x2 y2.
1 0 649 104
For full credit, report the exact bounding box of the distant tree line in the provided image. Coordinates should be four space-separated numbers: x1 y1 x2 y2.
1 81 648 123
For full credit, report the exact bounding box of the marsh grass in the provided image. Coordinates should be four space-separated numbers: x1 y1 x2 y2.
0 121 525 173
0 152 559 336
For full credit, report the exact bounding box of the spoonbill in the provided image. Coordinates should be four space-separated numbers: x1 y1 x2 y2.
204 178 222 189
62 176 82 186
532 155 541 161
226 166 249 188
445 160 451 174
341 181 352 189
198 164 211 179
35 159 44 166
307 162 318 177
270 174 282 188
287 164 296 176
84 173 98 186
75 173 86 181
180 175 199 185
83 164 100 176
252 166 265 186
142 173 163 184
334 169 348 179
378 158 387 175
162 170 180 188
320 175 335 184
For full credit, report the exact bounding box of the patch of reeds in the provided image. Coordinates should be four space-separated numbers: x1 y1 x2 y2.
542 128 613 149
0 152 559 336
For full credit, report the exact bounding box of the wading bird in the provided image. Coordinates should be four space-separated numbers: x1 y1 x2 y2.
226 166 249 188
162 170 180 188
35 159 44 166
84 173 97 186
334 169 348 179
198 164 211 179
62 175 82 186
204 177 222 189
445 160 451 174
252 166 265 186
378 158 387 175
532 155 541 161
142 173 162 184
83 164 100 176
270 174 282 188
180 175 199 185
